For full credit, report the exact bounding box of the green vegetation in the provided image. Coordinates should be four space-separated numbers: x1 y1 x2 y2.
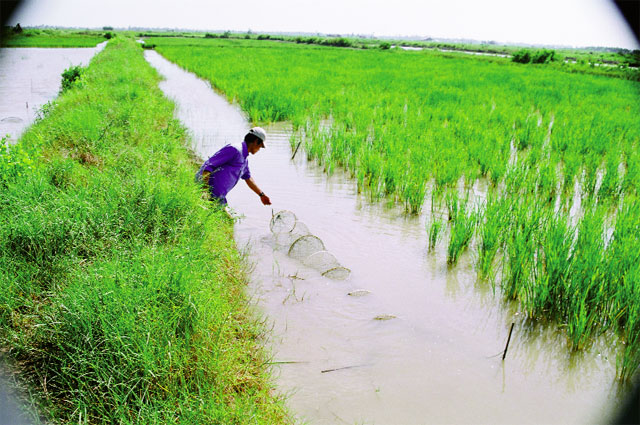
60 65 84 93
0 37 289 423
512 48 556 64
149 36 640 380
0 27 107 47
446 192 478 266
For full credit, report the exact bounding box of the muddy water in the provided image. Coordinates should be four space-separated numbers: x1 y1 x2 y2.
146 50 622 424
0 42 106 143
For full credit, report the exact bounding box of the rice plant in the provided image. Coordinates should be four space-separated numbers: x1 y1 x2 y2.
446 192 478 266
477 193 509 279
427 213 444 251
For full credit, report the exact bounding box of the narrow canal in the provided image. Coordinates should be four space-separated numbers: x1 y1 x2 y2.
0 42 106 144
145 50 622 424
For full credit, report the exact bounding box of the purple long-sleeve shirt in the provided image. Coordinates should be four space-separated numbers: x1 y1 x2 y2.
196 142 251 204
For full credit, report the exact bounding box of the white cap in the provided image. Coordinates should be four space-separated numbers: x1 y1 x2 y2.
248 127 267 146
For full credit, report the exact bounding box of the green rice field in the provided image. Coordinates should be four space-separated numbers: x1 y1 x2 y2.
149 36 640 380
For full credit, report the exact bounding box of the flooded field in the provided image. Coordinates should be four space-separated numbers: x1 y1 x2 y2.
149 50 621 424
0 42 106 143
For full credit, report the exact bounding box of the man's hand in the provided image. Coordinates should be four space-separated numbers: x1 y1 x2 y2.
246 178 271 205
259 193 271 205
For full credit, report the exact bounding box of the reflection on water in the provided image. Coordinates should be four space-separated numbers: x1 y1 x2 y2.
146 50 622 425
0 42 106 144
0 354 33 425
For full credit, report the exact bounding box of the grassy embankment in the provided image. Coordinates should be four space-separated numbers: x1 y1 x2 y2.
0 37 290 424
0 28 109 47
150 36 640 380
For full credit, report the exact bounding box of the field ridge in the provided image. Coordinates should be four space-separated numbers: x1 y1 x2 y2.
0 37 290 424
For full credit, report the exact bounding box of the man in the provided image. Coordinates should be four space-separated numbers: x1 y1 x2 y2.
196 126 271 207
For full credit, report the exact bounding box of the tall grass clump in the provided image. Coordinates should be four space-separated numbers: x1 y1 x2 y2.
446 192 478 266
477 193 509 279
0 38 290 424
500 195 543 302
427 215 444 251
531 212 575 319
60 65 84 93
563 206 607 350
606 196 640 379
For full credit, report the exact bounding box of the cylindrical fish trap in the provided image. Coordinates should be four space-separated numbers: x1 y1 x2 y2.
270 210 351 280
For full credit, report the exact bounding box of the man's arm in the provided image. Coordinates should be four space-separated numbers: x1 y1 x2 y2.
245 177 271 205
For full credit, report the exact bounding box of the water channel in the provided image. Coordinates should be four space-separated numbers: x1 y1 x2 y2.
145 50 624 424
0 42 106 144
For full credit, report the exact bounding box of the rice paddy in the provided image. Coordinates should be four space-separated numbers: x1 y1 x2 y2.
149 36 640 380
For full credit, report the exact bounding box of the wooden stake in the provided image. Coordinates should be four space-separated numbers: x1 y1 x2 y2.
502 322 515 361
291 141 302 160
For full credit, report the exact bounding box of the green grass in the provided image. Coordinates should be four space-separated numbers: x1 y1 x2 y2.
1 28 108 47
426 210 444 251
477 192 509 280
0 37 290 424
446 191 478 266
147 36 640 380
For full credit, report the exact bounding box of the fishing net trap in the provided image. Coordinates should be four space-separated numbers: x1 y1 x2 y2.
270 210 351 280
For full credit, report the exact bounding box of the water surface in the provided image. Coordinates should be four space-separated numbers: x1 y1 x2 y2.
0 42 106 143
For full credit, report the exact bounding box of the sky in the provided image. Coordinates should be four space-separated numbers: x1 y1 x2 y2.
8 0 640 49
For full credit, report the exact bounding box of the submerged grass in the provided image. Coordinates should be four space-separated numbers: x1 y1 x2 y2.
148 37 640 379
446 192 478 266
0 38 290 424
477 193 509 280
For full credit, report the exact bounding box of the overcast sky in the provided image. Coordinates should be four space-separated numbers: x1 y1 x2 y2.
8 0 639 49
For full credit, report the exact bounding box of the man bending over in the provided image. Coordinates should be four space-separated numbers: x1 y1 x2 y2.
196 126 272 207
